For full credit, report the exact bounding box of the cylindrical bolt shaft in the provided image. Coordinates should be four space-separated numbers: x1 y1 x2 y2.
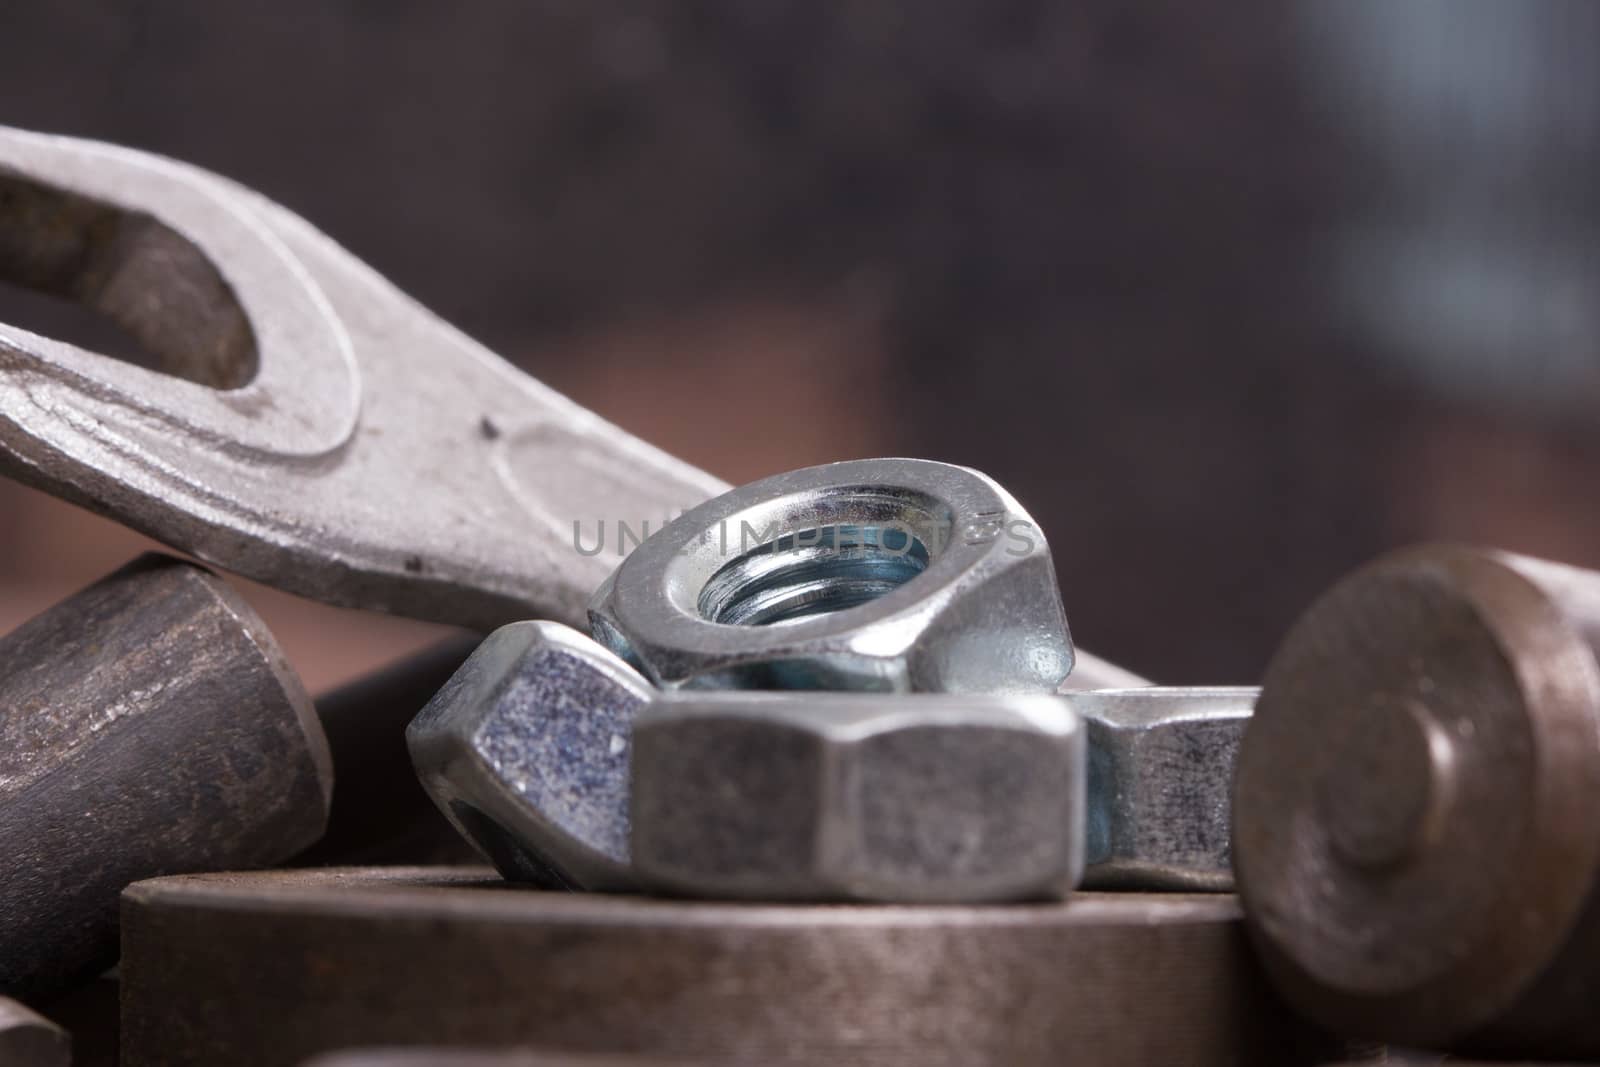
0 554 333 999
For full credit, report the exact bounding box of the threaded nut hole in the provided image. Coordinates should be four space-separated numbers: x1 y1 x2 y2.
698 524 930 626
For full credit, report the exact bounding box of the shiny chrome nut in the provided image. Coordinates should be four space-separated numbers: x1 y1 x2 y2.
589 458 1073 693
630 692 1085 902
406 621 650 891
1071 687 1254 891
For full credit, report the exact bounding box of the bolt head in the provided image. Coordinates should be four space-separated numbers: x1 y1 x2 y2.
1233 545 1600 1046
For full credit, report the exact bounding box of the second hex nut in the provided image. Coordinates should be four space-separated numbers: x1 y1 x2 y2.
630 691 1086 902
1072 687 1254 891
406 621 650 891
589 458 1074 693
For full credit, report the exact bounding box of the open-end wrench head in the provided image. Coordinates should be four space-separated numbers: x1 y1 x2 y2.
0 126 724 629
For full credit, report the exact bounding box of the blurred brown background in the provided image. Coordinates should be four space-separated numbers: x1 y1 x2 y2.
1 2 1598 690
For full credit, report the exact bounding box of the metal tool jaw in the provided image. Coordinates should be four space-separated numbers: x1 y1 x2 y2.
0 126 724 631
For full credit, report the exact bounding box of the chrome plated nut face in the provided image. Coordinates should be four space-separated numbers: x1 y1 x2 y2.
406 621 651 891
630 691 1086 902
1071 687 1255 891
589 458 1073 693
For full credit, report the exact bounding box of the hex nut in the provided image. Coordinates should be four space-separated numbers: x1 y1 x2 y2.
406 621 651 891
589 458 1074 693
1072 687 1253 891
630 691 1085 902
